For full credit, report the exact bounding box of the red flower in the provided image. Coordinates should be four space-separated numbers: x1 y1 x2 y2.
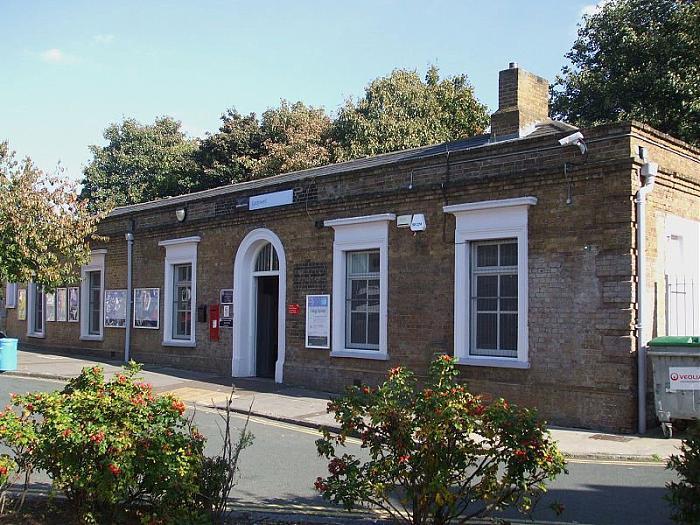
439 354 452 363
62 428 72 438
171 399 186 415
89 431 105 444
389 366 402 377
313 477 327 492
398 454 411 464
514 449 527 458
108 463 122 476
473 405 486 416
361 386 372 395
25 403 34 411
328 458 346 475
0 465 8 476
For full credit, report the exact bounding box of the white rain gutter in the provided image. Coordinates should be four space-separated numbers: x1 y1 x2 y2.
636 161 658 435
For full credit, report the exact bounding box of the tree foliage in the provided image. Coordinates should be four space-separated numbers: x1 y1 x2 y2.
0 142 105 290
198 101 332 183
315 356 566 525
551 0 700 145
253 100 333 177
332 66 489 161
80 117 199 209
196 109 263 187
81 66 489 206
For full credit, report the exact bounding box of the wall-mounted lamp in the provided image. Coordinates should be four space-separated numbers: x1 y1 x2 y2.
175 208 187 222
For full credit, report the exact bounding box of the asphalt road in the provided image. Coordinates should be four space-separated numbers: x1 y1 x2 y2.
0 375 679 524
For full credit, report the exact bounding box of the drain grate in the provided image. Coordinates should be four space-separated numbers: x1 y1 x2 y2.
589 434 633 442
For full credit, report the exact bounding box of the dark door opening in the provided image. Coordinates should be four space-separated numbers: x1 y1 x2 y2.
255 276 279 378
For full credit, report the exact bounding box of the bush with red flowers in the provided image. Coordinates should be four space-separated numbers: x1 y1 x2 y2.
315 355 566 525
0 362 206 522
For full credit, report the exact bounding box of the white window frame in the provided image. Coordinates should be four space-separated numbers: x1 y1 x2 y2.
5 283 17 308
325 214 394 360
444 197 536 369
159 236 200 347
27 282 45 338
80 250 106 341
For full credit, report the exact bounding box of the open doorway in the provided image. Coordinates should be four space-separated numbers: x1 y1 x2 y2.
255 275 279 378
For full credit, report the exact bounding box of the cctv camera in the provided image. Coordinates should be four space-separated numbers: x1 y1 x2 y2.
558 132 584 146
558 131 587 155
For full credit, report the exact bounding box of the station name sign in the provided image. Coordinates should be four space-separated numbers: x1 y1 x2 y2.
249 189 294 211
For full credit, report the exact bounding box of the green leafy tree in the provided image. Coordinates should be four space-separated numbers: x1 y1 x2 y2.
315 355 566 525
81 117 199 209
199 101 333 182
0 142 105 290
253 100 333 177
551 0 700 145
332 66 489 161
667 422 700 524
196 109 263 186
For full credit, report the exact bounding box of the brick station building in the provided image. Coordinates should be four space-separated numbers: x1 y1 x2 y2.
4 64 700 432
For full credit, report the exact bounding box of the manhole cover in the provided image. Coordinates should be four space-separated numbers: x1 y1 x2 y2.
589 434 633 442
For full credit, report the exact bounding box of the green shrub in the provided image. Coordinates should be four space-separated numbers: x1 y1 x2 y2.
0 362 206 522
667 422 700 524
315 355 567 525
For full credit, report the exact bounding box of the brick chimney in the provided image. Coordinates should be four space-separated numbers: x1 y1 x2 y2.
490 62 550 141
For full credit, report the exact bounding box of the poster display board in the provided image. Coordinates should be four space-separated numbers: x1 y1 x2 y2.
104 289 128 328
305 294 330 349
17 288 26 321
56 288 67 321
46 292 56 322
219 289 233 327
68 287 80 322
134 288 159 329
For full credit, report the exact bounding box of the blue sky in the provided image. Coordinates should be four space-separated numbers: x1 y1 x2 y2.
0 1 598 181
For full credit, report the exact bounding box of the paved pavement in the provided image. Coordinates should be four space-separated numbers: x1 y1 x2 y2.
1 347 684 462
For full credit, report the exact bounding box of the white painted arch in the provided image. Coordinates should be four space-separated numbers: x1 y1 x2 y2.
232 228 287 383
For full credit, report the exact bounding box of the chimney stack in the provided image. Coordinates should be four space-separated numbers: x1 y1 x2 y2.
490 63 550 141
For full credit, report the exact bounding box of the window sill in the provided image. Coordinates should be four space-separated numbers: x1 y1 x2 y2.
27 333 45 339
80 335 104 342
162 339 196 348
330 349 388 361
456 356 529 369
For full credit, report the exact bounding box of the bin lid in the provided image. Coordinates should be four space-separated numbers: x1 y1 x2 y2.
649 336 700 347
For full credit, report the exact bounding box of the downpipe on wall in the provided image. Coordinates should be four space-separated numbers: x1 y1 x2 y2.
636 161 657 435
124 231 134 363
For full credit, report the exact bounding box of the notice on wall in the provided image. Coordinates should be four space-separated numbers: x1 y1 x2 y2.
68 287 80 322
104 289 128 328
17 288 27 321
45 292 56 322
669 367 700 391
219 289 233 327
134 288 159 329
56 288 67 321
305 294 330 349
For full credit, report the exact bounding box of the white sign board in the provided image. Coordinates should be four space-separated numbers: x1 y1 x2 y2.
306 294 330 349
249 189 294 211
669 367 700 391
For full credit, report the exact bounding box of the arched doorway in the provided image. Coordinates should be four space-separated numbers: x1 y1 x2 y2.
232 229 286 382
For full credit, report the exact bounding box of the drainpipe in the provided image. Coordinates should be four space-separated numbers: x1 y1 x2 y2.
124 231 134 363
635 161 657 435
